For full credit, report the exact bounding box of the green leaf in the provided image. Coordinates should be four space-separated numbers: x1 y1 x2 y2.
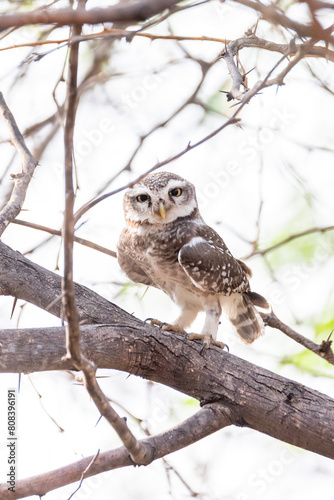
280 349 334 378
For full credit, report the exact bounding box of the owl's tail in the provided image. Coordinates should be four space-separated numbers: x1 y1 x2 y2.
224 291 269 344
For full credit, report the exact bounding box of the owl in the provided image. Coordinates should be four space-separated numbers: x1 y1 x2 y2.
117 171 268 350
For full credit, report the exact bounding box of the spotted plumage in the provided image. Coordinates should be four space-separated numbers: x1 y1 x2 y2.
117 171 268 347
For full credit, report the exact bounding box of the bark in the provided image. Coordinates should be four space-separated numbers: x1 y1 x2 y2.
0 240 334 461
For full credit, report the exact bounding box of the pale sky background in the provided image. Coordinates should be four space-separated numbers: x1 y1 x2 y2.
0 0 334 499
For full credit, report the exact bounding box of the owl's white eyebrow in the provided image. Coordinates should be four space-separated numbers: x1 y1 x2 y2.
130 187 150 197
166 180 188 191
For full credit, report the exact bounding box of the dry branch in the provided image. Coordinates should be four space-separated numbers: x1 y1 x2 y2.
2 30 334 62
73 117 240 223
0 93 38 236
0 322 334 459
61 6 151 466
12 219 116 257
0 1 181 31
263 311 334 364
233 0 334 43
245 224 334 257
0 404 230 499
1 0 333 45
0 240 333 461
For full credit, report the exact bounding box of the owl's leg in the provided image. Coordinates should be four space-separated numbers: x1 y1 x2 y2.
186 302 225 351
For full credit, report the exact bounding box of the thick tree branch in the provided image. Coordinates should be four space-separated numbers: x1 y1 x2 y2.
0 240 334 461
0 93 38 236
0 322 334 460
0 404 231 499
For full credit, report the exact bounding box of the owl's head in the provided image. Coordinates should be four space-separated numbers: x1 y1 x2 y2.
123 172 199 224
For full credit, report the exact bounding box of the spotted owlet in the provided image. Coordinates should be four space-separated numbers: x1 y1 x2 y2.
117 171 268 349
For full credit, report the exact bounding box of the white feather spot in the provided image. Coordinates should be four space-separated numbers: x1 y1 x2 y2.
187 237 206 248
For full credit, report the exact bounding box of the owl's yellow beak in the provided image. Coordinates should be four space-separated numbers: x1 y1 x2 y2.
159 202 166 219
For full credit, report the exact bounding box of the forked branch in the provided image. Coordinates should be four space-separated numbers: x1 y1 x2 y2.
0 93 38 236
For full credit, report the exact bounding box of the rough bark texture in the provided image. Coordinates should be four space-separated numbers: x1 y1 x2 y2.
0 240 334 461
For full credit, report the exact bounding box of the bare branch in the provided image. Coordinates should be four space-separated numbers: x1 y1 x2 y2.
67 449 100 500
263 311 334 365
220 32 334 62
73 116 240 223
62 8 152 466
11 219 117 257
0 321 333 459
62 6 85 366
232 0 334 43
3 29 334 62
0 1 182 31
245 224 334 258
0 93 38 235
0 404 230 499
218 36 320 104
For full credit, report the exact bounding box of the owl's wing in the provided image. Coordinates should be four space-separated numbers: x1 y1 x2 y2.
178 236 249 295
117 247 157 288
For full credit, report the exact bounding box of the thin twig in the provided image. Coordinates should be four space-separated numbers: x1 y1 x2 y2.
2 29 333 62
0 93 38 236
12 219 117 258
244 224 334 258
73 116 240 223
67 449 100 500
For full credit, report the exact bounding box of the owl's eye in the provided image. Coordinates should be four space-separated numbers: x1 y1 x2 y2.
169 188 182 197
136 194 150 203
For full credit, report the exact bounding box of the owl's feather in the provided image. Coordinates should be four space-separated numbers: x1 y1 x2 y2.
178 236 249 295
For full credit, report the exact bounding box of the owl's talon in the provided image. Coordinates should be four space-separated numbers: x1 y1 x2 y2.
200 343 207 355
184 332 226 352
159 322 167 330
144 318 163 327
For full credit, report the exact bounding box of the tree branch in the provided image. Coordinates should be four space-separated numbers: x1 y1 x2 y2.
61 4 151 466
72 117 240 224
0 404 231 499
11 219 117 257
3 29 334 62
263 311 334 364
0 93 38 236
0 1 182 31
245 224 334 258
0 321 334 460
0 240 334 461
232 0 334 43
